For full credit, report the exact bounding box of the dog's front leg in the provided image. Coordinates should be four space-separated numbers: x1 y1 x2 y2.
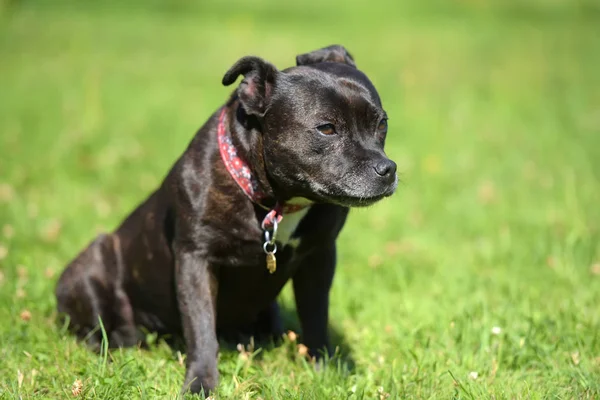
293 243 336 359
176 249 219 396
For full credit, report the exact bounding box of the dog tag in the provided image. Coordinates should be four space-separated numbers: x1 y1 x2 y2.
266 252 277 274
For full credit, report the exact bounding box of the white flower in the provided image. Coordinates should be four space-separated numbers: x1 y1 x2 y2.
491 326 502 335
468 371 478 380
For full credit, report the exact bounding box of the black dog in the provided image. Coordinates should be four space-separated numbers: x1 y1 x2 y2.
56 45 397 395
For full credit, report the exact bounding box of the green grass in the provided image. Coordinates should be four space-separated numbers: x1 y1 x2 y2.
1 0 600 398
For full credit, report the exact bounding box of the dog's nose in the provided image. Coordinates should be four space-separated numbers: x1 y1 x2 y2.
374 159 397 178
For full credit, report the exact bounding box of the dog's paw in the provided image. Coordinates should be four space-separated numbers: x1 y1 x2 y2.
307 344 333 362
314 350 334 372
181 361 218 397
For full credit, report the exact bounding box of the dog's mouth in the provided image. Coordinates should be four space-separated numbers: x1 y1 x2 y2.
328 192 391 207
313 179 398 208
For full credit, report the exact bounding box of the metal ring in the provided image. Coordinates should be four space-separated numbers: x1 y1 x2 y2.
271 218 278 241
263 241 277 254
261 217 278 242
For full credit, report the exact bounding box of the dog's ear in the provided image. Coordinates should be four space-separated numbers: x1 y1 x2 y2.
296 45 356 68
222 56 279 117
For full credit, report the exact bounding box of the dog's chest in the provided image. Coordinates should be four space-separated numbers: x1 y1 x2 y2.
277 206 310 250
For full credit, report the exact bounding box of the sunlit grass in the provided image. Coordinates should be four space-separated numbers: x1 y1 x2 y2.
1 0 599 398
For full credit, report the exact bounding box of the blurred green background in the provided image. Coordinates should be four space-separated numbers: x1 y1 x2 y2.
1 0 599 398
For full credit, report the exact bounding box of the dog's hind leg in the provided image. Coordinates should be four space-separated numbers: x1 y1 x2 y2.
254 301 285 342
56 233 138 348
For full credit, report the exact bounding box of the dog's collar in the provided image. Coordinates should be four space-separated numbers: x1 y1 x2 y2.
217 108 308 231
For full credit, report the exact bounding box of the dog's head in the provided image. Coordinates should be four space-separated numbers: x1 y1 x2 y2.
222 45 397 207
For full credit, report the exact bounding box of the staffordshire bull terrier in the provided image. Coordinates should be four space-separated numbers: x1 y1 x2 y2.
56 44 397 395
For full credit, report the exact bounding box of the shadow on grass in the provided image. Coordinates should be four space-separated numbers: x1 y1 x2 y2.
57 301 355 374
275 303 355 370
211 302 355 372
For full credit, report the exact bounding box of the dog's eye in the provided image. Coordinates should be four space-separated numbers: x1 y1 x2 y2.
377 119 388 134
316 124 336 136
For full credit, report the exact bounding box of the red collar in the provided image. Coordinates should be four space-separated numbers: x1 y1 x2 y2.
217 108 308 229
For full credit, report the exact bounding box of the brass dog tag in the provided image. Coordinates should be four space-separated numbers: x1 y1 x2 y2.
266 253 277 274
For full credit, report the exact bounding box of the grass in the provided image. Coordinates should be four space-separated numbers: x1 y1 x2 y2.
1 0 600 398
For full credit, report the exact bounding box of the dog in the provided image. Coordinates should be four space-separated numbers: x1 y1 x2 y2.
55 44 397 395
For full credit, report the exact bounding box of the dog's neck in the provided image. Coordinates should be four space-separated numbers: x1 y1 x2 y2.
221 101 308 212
223 101 276 205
